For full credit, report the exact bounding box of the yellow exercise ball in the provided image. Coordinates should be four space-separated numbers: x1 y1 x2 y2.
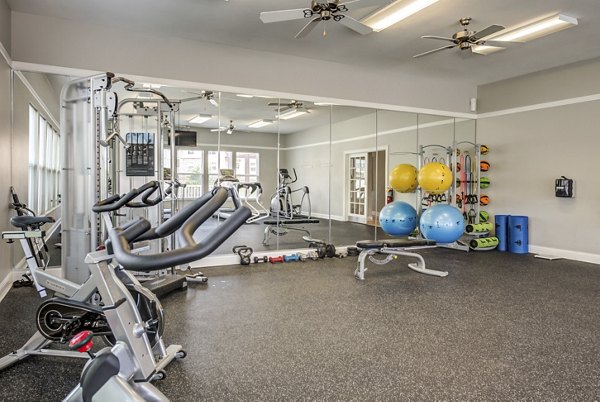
418 162 453 194
389 164 418 193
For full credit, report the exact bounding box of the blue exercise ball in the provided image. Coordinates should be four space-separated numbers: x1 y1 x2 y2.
419 204 464 243
379 201 418 236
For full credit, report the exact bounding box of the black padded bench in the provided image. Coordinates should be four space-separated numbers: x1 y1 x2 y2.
354 238 446 280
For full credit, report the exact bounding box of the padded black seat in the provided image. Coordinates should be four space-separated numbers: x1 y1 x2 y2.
355 240 384 249
10 216 55 229
383 239 436 247
264 219 320 225
356 239 436 249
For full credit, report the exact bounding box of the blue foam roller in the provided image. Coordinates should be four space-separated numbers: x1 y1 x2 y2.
495 215 510 252
508 216 529 254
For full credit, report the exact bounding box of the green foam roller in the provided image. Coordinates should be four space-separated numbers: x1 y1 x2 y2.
465 222 493 233
470 237 499 249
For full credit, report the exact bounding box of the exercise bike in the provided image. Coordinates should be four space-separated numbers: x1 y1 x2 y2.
0 186 180 375
270 168 312 219
1 184 215 372
63 188 252 401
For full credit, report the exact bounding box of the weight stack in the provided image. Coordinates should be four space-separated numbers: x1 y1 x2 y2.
508 216 529 254
495 215 510 252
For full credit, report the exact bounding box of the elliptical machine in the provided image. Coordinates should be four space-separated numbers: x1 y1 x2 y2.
270 168 312 219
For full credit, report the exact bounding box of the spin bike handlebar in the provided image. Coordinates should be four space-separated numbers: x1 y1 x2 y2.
125 181 162 208
92 187 147 213
109 188 251 271
133 189 214 242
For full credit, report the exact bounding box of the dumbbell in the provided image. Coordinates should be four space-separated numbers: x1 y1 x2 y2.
253 256 268 264
284 254 300 262
269 256 284 264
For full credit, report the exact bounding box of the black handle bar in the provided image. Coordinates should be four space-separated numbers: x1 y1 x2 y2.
133 189 214 242
109 188 251 271
126 181 163 208
92 187 143 213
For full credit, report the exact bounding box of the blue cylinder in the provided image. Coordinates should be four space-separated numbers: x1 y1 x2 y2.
508 216 529 254
495 215 510 252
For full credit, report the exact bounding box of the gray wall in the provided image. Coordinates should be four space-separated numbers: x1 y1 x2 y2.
10 11 476 115
0 0 10 54
477 101 600 256
0 52 11 283
478 56 600 113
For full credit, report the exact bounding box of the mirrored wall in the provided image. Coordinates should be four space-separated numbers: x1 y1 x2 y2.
14 69 476 258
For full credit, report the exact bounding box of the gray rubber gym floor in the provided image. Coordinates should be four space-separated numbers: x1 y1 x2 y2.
1 249 599 401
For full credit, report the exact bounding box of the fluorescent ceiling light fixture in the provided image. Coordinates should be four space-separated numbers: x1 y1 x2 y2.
314 102 336 106
189 114 212 124
492 14 577 42
362 0 438 32
248 119 274 129
142 83 163 89
277 109 308 120
236 94 273 99
471 45 505 55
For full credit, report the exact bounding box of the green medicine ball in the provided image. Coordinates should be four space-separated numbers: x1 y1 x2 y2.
480 177 490 189
479 211 489 223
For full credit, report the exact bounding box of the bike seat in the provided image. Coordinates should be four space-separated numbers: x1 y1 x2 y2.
10 216 55 229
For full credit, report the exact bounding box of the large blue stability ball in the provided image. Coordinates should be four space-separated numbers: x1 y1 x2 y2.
419 204 464 243
379 201 418 236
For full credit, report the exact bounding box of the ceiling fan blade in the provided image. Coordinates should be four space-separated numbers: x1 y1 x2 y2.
338 15 373 35
477 39 521 47
295 18 321 38
472 24 505 40
413 44 457 58
422 35 456 42
339 0 361 5
260 9 307 24
209 98 219 107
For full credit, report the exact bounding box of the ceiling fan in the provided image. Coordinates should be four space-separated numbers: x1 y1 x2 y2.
414 17 515 58
259 0 373 39
184 90 220 107
268 100 304 111
210 120 236 135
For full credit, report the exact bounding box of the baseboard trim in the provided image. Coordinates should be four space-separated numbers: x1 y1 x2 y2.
529 245 600 265
189 246 349 269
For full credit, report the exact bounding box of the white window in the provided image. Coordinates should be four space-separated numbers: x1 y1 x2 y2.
208 150 233 190
28 105 60 214
235 152 259 183
163 149 204 199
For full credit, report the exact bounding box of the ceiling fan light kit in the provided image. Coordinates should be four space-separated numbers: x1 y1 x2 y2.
189 114 213 124
362 0 439 32
491 14 578 43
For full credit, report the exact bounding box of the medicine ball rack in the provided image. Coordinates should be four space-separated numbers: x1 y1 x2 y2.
413 141 484 252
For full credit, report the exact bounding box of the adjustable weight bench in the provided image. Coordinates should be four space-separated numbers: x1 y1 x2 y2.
263 218 320 246
354 238 448 280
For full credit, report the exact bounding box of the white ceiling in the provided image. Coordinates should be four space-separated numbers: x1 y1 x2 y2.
18 0 600 132
8 0 600 87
